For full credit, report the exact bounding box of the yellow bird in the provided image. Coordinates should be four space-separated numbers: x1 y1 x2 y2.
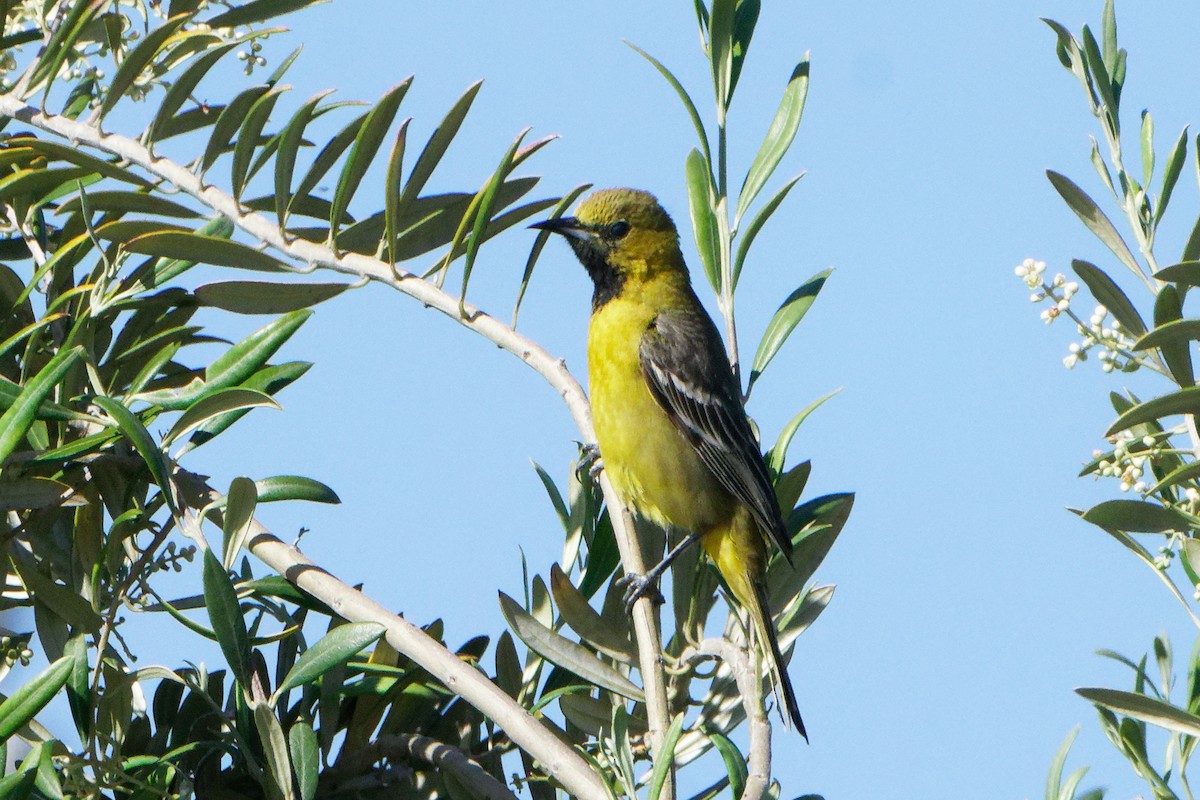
532 188 805 738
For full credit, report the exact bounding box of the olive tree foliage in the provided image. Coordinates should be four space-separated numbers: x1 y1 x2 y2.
0 1 849 798
1022 3 1200 799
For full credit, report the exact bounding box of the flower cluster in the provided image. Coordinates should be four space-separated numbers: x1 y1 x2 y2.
1015 258 1143 372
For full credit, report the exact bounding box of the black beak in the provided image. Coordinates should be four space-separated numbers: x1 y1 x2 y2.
529 216 592 242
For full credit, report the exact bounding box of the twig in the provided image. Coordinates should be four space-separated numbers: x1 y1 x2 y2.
685 638 772 800
0 96 675 793
319 732 518 800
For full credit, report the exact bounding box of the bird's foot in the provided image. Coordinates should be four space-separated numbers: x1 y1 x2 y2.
577 442 604 484
617 572 665 614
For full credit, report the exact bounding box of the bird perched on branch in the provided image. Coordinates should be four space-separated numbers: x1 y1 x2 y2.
532 188 805 738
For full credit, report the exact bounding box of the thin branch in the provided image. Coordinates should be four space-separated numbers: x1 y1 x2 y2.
0 96 675 792
320 732 518 800
687 638 772 800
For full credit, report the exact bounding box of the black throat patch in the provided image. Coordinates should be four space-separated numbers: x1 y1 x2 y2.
567 237 625 312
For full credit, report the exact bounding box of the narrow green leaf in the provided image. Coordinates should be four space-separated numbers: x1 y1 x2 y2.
736 58 809 226
289 720 319 800
708 730 748 800
766 390 839 479
549 564 632 662
1139 303 1195 386
201 85 270 175
254 475 339 504
206 0 329 27
274 90 333 229
252 701 294 800
1072 259 1146 337
92 395 174 507
709 0 736 110
1047 172 1141 276
728 0 760 102
30 0 106 95
460 128 528 308
393 81 483 222
685 147 720 292
1105 385 1200 436
749 268 830 389
124 230 290 272
146 43 238 144
646 713 685 800
0 657 72 741
0 478 85 511
330 78 412 243
195 281 348 315
291 108 369 209
626 43 710 167
1149 460 1200 495
1140 110 1154 186
1082 499 1190 533
16 138 153 187
497 591 644 701
384 120 410 265
1077 687 1200 737
733 172 802 289
1153 261 1200 285
56 190 199 219
164 388 279 446
203 548 251 685
99 16 190 119
232 85 289 200
514 183 591 327
222 476 258 569
0 346 83 464
275 622 385 698
1158 127 1190 225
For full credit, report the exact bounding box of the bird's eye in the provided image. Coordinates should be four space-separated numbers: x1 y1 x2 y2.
608 220 631 239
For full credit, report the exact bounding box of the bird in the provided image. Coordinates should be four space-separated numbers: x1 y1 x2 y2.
531 188 805 738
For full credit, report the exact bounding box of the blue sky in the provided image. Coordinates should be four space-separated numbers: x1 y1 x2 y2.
118 1 1200 797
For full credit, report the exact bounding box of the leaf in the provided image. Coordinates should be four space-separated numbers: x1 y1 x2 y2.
1149 286 1193 385
733 173 802 289
1081 500 1190 533
626 43 710 166
124 230 290 272
201 85 270 175
274 622 385 698
147 43 238 144
1105 386 1200 436
274 90 334 228
384 120 410 265
1153 261 1200 285
164 389 279 447
195 281 348 314
1157 126 1189 225
56 190 199 219
330 78 412 243
749 269 830 390
254 475 340 504
0 478 86 511
1077 687 1200 737
708 730 748 800
222 476 258 569
685 147 720 292
728 0 761 102
92 396 173 511
181 363 311 453
291 108 369 208
1047 172 1142 277
709 0 736 110
206 0 329 27
0 657 72 741
497 592 643 701
647 713 686 800
513 183 591 327
289 720 319 800
203 548 251 685
0 346 83 463
1072 259 1146 337
231 85 289 199
736 58 809 225
252 701 294 800
549 564 632 662
99 16 191 119
393 81 483 223
766 390 840 476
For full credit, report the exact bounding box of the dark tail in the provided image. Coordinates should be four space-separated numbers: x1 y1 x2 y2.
751 580 807 741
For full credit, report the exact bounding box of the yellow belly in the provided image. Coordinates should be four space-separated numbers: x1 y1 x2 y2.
587 297 731 534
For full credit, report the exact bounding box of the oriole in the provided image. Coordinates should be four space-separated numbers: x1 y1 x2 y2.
532 188 806 737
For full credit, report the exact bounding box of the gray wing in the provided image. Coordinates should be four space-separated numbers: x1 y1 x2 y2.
639 304 792 560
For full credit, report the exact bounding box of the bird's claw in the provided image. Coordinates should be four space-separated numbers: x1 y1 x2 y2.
577 442 604 483
617 572 665 614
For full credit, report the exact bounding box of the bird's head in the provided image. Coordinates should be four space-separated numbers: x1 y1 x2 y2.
531 188 686 308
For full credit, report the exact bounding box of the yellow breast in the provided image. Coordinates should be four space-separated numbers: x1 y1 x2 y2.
587 291 732 534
